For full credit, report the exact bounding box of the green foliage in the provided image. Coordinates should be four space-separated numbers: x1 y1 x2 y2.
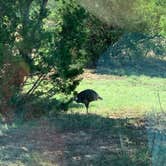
97 32 166 77
78 0 166 36
84 16 123 66
54 0 88 94
0 1 48 119
0 0 91 117
135 0 166 36
159 15 166 36
47 0 123 67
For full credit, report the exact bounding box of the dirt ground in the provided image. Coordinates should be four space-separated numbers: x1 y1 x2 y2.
0 116 153 166
82 69 125 80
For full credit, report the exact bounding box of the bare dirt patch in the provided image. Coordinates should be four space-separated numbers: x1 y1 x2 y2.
82 69 125 80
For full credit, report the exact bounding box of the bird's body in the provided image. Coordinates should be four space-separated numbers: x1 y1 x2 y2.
75 89 102 113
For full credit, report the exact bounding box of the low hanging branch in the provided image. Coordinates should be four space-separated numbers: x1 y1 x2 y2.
26 74 45 95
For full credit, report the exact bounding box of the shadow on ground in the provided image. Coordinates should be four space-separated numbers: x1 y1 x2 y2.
96 32 166 78
0 113 165 165
0 114 165 166
96 56 166 78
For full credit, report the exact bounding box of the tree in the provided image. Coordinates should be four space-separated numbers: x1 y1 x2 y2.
78 0 166 36
47 0 123 67
0 0 89 120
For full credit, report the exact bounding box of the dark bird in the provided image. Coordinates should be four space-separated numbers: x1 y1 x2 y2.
74 89 103 114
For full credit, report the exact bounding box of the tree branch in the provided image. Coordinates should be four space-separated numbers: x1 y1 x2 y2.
26 74 44 95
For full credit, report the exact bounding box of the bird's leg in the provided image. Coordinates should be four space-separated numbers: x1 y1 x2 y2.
85 102 89 114
86 106 88 114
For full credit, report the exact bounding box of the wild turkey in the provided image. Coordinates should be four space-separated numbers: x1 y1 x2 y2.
74 89 103 113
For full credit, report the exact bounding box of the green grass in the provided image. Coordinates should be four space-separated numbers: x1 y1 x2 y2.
72 74 166 116
1 73 166 166
24 72 166 117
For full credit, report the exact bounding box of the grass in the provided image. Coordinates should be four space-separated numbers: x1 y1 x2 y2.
23 70 166 117
71 73 166 116
1 71 166 166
